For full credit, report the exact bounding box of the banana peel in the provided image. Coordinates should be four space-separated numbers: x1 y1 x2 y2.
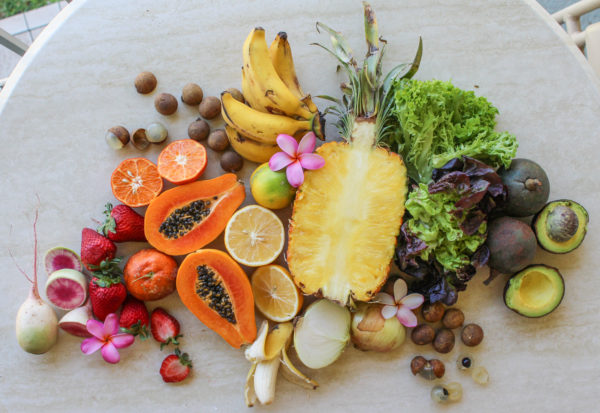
244 321 318 406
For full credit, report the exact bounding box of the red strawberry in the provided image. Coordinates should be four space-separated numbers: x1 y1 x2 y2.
98 203 146 243
160 348 192 383
119 295 149 338
89 259 126 321
150 308 182 349
81 228 116 270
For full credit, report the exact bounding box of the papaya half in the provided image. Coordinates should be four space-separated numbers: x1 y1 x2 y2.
177 249 256 348
144 174 245 256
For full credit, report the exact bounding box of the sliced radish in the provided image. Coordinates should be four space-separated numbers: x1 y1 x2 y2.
45 269 87 310
59 301 93 337
45 247 82 275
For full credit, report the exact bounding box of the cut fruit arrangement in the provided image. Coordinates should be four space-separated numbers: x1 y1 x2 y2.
13 1 591 409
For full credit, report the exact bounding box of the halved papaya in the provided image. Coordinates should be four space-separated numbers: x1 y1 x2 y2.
144 174 245 256
177 249 256 348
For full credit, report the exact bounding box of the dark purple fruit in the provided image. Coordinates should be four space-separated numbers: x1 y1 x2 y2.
486 216 536 274
500 159 550 217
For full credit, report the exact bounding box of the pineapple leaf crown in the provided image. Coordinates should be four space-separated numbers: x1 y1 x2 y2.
313 2 422 142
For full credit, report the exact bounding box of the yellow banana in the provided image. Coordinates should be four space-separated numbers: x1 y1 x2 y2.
269 32 319 113
242 28 314 120
225 126 281 164
221 91 318 144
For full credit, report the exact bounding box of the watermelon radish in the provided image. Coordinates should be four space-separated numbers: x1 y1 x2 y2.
59 300 93 337
44 247 82 275
45 269 87 310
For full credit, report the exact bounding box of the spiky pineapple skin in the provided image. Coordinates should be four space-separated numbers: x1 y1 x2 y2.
287 140 408 305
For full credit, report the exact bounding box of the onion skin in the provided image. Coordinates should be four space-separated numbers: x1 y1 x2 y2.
351 303 405 352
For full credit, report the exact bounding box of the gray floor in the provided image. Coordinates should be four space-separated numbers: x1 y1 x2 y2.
0 1 598 82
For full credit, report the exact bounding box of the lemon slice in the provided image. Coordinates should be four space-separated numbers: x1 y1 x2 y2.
225 205 285 267
251 265 303 322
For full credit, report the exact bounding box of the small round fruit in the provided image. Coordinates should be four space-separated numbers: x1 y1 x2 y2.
181 83 203 105
106 126 130 149
471 366 489 384
220 151 243 172
157 139 207 185
442 308 464 329
461 323 484 347
457 355 474 370
422 301 445 323
207 129 229 151
146 122 168 144
433 328 455 353
430 385 449 403
225 87 245 103
250 163 296 210
135 71 157 94
500 158 550 217
154 93 178 115
411 324 435 345
124 249 178 301
111 157 163 207
131 128 150 150
486 216 537 274
188 119 210 141
199 96 221 119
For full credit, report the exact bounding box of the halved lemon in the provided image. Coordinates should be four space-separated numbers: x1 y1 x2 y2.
224 205 285 267
251 265 303 322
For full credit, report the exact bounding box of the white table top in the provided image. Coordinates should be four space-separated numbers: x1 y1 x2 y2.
1 0 599 411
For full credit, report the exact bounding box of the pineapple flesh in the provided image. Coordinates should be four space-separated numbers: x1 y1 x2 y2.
288 122 407 305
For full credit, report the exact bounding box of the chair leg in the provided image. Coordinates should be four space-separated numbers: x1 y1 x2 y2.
0 28 28 56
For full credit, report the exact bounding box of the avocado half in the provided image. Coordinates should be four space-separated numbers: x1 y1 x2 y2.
533 200 588 254
504 264 564 318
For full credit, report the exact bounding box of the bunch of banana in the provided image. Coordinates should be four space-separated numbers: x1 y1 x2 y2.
222 28 324 163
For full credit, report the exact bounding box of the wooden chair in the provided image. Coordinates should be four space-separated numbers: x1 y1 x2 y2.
552 0 600 76
0 28 28 90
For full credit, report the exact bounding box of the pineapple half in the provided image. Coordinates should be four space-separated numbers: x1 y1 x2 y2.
287 3 422 305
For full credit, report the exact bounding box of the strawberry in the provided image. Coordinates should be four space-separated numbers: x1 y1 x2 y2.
98 203 146 243
160 348 192 383
81 228 116 270
89 259 127 321
119 295 149 339
150 307 182 349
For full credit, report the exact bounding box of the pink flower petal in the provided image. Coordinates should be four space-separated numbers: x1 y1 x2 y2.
396 305 418 327
381 305 398 320
276 134 298 157
400 293 425 310
110 333 135 349
286 161 304 188
103 313 119 336
269 151 294 171
374 292 395 306
101 342 121 364
299 153 325 170
393 279 408 303
86 319 106 340
297 132 316 154
81 337 104 355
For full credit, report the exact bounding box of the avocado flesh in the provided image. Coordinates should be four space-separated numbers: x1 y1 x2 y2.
504 265 564 318
533 200 588 254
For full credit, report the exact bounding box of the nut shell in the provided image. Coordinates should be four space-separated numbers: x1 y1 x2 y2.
199 96 221 119
208 129 229 152
433 328 455 354
422 302 445 323
442 308 464 329
134 71 157 94
411 324 435 345
225 87 245 103
154 93 178 115
188 119 210 141
410 356 427 375
429 359 445 378
461 323 484 347
106 126 130 149
181 83 204 105
131 128 150 150
220 151 243 172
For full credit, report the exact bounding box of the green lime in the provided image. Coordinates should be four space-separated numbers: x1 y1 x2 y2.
250 163 296 209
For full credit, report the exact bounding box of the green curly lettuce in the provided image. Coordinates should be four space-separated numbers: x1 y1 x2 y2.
387 79 518 183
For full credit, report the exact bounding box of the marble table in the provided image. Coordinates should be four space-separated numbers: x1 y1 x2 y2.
1 0 599 411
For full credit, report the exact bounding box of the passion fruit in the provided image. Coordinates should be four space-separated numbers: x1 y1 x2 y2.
500 159 550 217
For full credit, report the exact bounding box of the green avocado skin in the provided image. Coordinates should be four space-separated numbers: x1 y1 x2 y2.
532 200 589 254
501 158 550 217
503 264 565 318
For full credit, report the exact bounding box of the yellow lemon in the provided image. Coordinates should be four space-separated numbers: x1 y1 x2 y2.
250 163 296 210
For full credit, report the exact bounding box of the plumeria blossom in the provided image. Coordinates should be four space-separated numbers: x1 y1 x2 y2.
375 279 424 328
81 313 135 364
269 132 325 188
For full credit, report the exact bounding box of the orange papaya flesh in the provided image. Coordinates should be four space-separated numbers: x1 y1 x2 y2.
176 249 256 348
144 174 245 256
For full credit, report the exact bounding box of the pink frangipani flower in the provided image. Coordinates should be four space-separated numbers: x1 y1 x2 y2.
81 313 134 364
269 132 325 188
374 279 424 328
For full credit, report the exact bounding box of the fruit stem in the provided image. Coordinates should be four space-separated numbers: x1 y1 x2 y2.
524 178 542 191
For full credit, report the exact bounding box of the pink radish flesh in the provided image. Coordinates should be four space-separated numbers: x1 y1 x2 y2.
44 247 82 275
46 278 85 309
59 322 91 337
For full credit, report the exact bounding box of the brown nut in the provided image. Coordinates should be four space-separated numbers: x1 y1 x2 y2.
410 356 427 376
225 87 245 103
188 119 210 141
411 324 435 345
442 308 465 329
433 328 455 354
134 71 157 94
422 302 445 323
154 93 178 115
208 129 229 152
131 128 150 150
429 359 446 379
220 151 243 172
181 83 203 105
199 96 221 119
461 323 484 347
